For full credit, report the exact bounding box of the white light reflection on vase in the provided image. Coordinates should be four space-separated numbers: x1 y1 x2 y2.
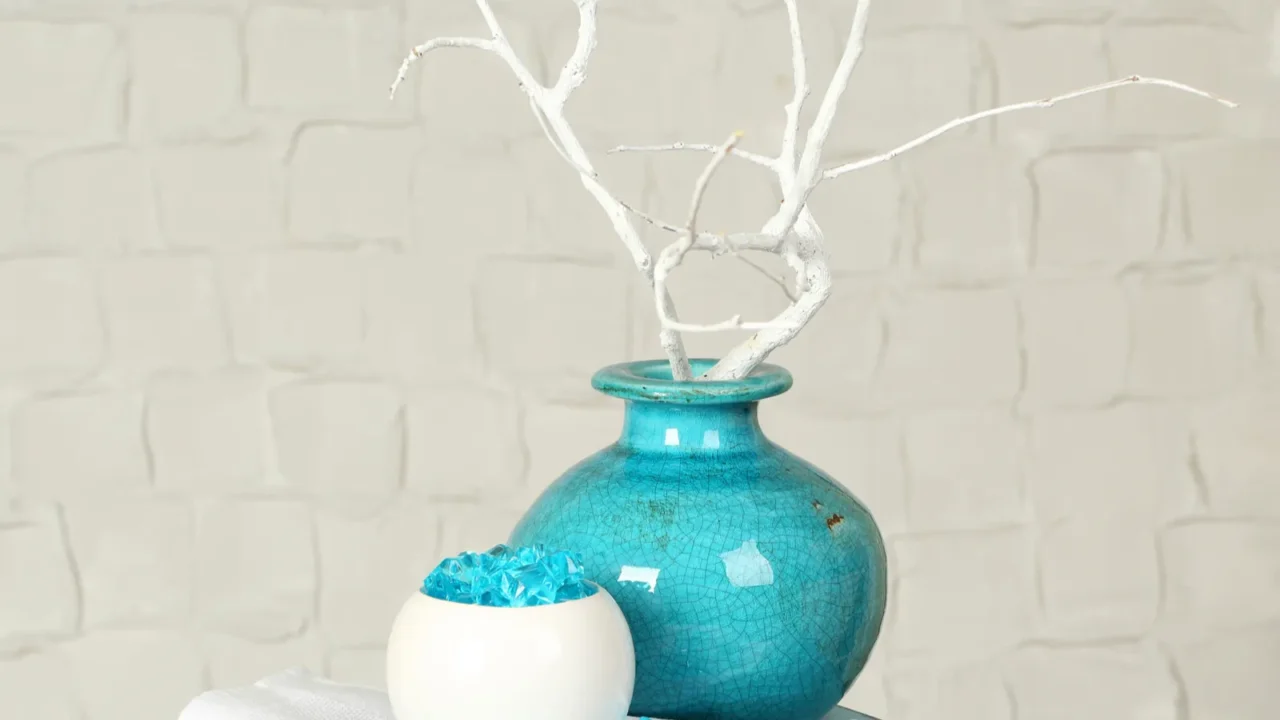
664 428 680 446
719 540 774 588
617 565 661 593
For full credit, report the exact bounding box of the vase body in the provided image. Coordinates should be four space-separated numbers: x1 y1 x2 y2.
510 360 888 720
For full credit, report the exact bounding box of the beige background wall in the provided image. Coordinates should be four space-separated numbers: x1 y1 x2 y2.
1 0 1278 718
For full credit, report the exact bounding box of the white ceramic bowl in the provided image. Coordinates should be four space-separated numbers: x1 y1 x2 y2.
385 582 635 720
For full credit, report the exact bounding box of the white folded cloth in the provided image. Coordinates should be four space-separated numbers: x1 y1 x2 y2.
179 669 394 720
178 667 874 720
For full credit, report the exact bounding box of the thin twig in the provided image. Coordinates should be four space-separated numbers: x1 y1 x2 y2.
616 198 684 233
824 75 1238 179
614 197 782 253
390 37 494 98
609 142 777 170
687 132 742 232
529 98 598 179
664 315 799 333
732 254 798 302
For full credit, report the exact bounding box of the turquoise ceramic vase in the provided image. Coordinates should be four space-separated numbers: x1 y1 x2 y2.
510 360 888 720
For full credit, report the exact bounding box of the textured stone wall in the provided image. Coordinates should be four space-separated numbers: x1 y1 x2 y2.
1 0 1278 718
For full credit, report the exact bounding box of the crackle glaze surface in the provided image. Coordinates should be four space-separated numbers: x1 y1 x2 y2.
511 360 888 720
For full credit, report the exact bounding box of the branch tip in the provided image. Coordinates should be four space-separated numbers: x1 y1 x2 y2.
823 74 1239 180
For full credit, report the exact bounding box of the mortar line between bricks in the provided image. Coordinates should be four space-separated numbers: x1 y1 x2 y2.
53 504 85 637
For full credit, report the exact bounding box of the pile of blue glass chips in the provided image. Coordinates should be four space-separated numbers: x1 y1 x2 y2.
421 543 598 607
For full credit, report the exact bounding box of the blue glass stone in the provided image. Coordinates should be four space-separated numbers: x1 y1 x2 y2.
554 578 592 603
513 565 556 607
511 360 889 720
420 543 598 607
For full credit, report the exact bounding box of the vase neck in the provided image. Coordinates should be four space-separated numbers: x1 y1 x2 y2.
619 400 766 453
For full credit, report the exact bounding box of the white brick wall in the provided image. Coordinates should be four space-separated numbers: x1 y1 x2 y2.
1 1 1277 719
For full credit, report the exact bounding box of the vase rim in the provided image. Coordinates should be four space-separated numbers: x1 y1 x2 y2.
591 359 793 404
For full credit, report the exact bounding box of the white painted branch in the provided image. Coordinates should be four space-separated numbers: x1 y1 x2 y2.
473 0 508 43
609 142 778 170
394 0 1239 385
778 0 808 183
393 0 694 380
552 0 597 101
703 212 832 380
767 0 873 241
824 75 1239 179
695 232 785 254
